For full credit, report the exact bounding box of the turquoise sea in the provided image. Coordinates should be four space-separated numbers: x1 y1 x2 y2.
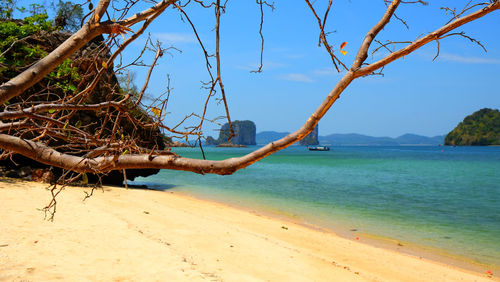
131 146 500 268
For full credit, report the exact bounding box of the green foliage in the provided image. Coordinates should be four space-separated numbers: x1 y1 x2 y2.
445 108 500 146
24 12 54 31
47 58 80 93
0 6 79 94
0 13 54 48
0 12 54 78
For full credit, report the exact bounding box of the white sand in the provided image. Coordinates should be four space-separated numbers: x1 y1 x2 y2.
0 179 496 281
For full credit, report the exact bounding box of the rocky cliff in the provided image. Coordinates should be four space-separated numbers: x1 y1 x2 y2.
207 120 256 145
299 125 319 146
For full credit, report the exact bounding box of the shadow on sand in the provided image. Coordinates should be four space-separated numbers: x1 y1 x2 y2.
125 183 178 191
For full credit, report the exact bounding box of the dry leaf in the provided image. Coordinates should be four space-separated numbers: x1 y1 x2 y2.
150 107 161 118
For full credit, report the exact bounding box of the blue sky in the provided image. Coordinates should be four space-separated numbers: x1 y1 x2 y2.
17 0 500 137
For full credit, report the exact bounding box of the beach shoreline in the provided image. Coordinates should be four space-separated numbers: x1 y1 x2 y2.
0 179 497 281
169 187 500 275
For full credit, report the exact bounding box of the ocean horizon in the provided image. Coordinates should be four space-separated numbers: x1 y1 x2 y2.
131 145 500 269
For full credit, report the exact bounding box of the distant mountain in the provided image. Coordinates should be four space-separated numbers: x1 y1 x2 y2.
320 133 444 146
257 131 444 146
445 108 500 146
395 134 446 145
319 133 398 146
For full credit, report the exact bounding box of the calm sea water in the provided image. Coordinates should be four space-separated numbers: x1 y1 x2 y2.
131 146 500 267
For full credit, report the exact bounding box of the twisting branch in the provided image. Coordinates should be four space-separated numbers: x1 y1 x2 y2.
321 0 333 39
433 39 441 61
351 0 402 71
372 40 413 56
174 3 214 76
432 30 487 61
214 0 234 142
392 13 409 29
304 0 348 72
0 0 498 184
251 0 274 73
0 101 130 120
0 35 34 59
0 23 102 105
0 0 176 106
355 1 500 77
134 42 164 107
441 1 490 25
438 31 487 52
390 0 428 29
173 3 218 139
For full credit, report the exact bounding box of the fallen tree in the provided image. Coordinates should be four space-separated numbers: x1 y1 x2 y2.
1 0 499 177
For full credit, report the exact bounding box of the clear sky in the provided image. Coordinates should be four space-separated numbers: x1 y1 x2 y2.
17 0 500 137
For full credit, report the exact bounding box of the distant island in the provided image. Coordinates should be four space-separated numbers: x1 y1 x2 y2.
445 108 500 146
299 126 319 146
256 132 444 146
205 116 500 147
206 120 256 146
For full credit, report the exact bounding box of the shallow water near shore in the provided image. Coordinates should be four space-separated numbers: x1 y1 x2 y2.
132 145 500 268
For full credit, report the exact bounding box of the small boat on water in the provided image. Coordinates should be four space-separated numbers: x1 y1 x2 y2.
308 146 330 151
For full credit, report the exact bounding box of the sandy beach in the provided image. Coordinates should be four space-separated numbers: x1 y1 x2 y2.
0 178 496 281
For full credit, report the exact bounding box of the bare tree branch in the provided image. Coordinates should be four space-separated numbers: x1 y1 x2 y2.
351 0 402 71
355 1 500 77
251 0 274 73
214 0 234 142
0 0 498 182
304 0 348 72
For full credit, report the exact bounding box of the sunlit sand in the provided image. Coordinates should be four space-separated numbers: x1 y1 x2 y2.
0 179 495 281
